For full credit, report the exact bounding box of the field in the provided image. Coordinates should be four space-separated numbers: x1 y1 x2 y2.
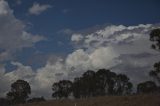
18 94 160 106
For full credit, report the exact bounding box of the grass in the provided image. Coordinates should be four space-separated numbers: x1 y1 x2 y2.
18 94 160 106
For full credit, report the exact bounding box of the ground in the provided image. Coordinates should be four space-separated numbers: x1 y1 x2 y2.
19 94 160 106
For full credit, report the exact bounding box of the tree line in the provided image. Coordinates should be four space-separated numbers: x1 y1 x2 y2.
52 69 133 99
1 68 159 105
51 28 160 99
0 28 160 106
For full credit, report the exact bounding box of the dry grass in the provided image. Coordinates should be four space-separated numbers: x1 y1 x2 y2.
18 94 160 106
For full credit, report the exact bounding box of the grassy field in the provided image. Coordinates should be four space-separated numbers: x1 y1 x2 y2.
18 94 160 106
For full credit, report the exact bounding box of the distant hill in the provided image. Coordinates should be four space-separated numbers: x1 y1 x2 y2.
18 94 160 106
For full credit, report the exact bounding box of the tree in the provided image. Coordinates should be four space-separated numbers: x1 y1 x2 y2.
81 70 96 97
52 80 72 99
149 29 160 84
6 79 31 104
72 77 82 98
125 82 133 94
0 98 11 106
137 81 157 94
72 70 96 98
149 62 160 83
52 82 60 99
114 74 132 95
95 69 116 96
150 28 160 51
54 69 132 99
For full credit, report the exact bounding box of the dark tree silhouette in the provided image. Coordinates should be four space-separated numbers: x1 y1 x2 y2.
114 74 132 95
52 80 72 99
53 69 133 99
52 82 60 99
150 28 160 51
6 79 31 104
149 28 160 84
137 81 157 94
150 62 160 83
95 69 116 96
72 70 97 98
0 98 11 106
72 77 83 98
81 70 96 97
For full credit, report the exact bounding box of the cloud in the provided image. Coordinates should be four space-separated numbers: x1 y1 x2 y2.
29 2 52 15
0 59 67 98
32 59 67 97
0 61 35 97
1 23 160 98
0 0 45 61
1 4 160 98
68 23 160 84
71 34 84 42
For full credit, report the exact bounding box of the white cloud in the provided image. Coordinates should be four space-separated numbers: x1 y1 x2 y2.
0 2 160 98
1 23 160 98
5 62 35 81
0 0 12 15
32 59 67 97
68 24 160 84
80 24 154 49
89 47 119 69
0 0 45 61
22 32 45 43
0 61 35 97
0 59 68 98
29 2 52 15
66 49 91 71
71 34 84 42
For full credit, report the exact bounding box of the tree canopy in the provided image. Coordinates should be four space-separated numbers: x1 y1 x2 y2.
150 28 160 51
52 80 72 99
137 81 157 94
149 28 160 84
6 79 31 104
52 69 133 99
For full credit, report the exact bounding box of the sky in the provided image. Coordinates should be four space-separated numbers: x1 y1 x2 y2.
0 0 160 98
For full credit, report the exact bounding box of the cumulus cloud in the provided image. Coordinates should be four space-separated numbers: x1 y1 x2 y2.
0 0 45 61
71 34 84 42
29 2 52 15
0 58 68 98
68 24 160 85
1 23 160 98
1 2 160 98
0 61 35 97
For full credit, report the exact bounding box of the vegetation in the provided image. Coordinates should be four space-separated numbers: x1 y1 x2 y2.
52 69 133 99
18 95 160 106
137 81 157 94
0 28 160 106
136 28 160 95
6 80 31 104
0 98 11 106
52 80 72 99
149 28 160 83
150 28 160 51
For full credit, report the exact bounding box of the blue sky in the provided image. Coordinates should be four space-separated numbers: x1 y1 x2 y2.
0 0 160 98
5 0 160 68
